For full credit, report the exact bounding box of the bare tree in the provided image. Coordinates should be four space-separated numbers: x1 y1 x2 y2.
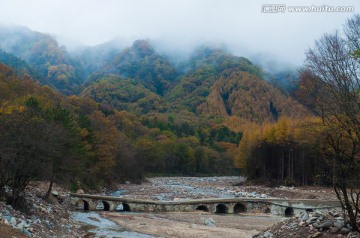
0 110 50 209
300 14 360 231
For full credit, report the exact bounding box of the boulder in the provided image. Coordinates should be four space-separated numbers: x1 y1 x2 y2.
330 227 340 233
340 227 350 235
347 231 360 238
189 224 197 229
314 212 323 217
204 218 216 227
289 222 298 229
311 232 322 238
23 228 32 237
300 213 309 221
9 217 16 227
334 220 345 229
16 220 28 231
317 221 333 230
264 231 273 238
306 217 319 224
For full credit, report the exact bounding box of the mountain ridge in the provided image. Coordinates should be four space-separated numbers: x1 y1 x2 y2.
0 26 306 126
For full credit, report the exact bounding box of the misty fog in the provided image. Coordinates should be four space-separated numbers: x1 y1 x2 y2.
0 0 359 69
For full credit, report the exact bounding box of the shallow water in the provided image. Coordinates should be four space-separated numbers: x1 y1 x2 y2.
107 189 127 197
72 211 156 238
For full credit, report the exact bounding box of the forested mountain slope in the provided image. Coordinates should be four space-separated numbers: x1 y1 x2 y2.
96 39 178 95
0 62 244 200
0 26 314 192
0 26 84 94
198 70 307 123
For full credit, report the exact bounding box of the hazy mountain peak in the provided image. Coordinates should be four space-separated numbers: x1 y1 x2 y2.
132 39 155 57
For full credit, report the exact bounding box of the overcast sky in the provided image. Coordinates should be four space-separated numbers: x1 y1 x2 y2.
0 0 359 68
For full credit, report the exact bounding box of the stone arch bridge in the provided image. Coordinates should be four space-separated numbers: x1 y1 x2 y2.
70 193 341 216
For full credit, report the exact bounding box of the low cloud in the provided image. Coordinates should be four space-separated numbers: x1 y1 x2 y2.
0 0 358 66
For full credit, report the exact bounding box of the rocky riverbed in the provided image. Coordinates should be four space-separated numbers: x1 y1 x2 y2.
98 176 347 238
0 181 85 238
101 176 338 201
255 210 360 238
0 176 351 238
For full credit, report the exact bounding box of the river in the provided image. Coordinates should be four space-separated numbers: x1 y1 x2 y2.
72 211 157 238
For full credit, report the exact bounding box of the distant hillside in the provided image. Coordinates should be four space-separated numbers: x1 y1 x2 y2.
165 47 263 113
81 75 165 114
0 26 84 94
101 40 178 95
72 39 124 78
0 26 308 126
198 70 307 123
0 49 37 77
180 47 263 77
80 42 307 125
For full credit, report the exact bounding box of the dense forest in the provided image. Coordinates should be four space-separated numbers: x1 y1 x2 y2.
0 25 338 208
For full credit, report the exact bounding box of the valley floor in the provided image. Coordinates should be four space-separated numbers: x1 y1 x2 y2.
0 176 345 238
97 176 339 238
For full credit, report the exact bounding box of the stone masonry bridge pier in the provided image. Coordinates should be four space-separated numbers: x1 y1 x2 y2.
70 193 341 216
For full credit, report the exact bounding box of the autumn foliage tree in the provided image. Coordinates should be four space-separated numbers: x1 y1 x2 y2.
299 14 360 231
236 117 325 186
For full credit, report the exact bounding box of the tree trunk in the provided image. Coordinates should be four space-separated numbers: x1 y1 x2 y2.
302 151 305 186
291 149 294 180
45 180 54 199
281 147 284 180
288 149 291 180
340 186 359 231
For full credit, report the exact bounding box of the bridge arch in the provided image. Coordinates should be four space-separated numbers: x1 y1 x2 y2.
233 203 247 213
95 201 111 211
83 200 90 210
285 207 294 216
116 203 131 212
196 205 209 212
215 204 228 214
103 201 110 211
123 203 131 212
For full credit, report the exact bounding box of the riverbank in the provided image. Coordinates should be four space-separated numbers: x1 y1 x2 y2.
0 182 85 238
